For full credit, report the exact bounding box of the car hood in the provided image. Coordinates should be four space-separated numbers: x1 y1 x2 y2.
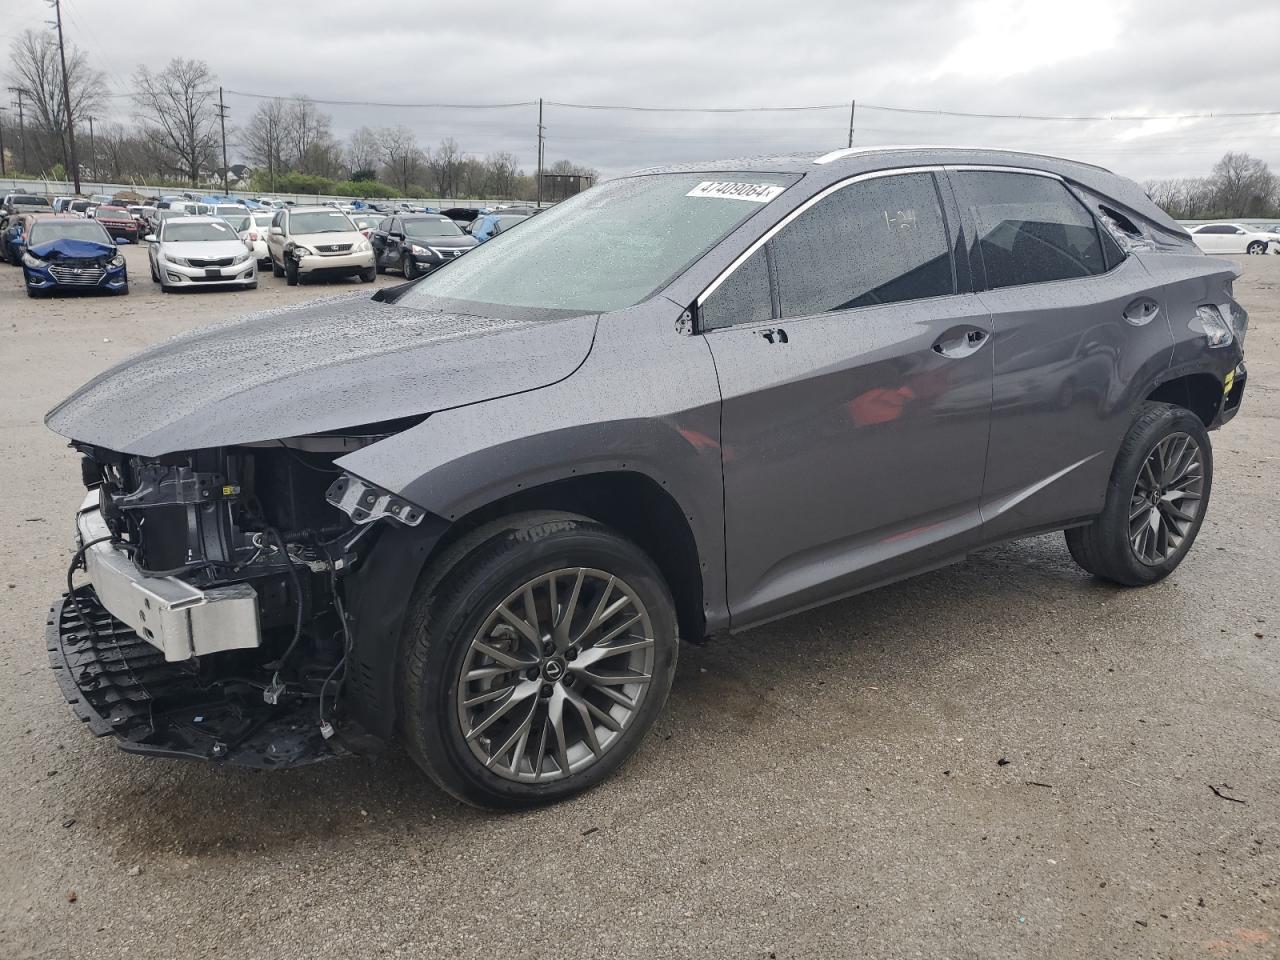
408 235 478 249
292 231 366 246
159 239 250 259
28 238 115 260
46 293 598 456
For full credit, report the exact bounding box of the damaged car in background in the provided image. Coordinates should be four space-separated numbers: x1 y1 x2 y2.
48 147 1245 808
23 216 129 297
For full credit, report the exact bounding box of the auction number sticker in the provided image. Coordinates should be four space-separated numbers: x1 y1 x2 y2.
686 181 786 203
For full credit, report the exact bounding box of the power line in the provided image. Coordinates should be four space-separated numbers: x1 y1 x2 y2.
223 89 536 110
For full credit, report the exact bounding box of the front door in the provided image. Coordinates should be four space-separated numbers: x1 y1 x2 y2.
703 170 994 628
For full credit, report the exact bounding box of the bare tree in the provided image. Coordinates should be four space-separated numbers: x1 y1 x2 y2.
375 125 424 191
430 137 465 198
1208 152 1276 218
133 58 220 185
345 125 380 178
283 95 333 172
5 28 105 173
484 151 521 198
239 97 289 186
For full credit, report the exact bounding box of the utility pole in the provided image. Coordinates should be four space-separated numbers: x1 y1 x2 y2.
216 87 230 195
87 115 95 183
49 0 81 193
847 100 856 148
536 98 544 208
0 108 7 177
7 88 27 172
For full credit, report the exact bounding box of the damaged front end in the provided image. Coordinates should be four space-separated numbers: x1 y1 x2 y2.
49 434 432 767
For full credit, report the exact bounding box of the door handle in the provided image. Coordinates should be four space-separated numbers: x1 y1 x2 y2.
760 327 789 344
932 326 987 358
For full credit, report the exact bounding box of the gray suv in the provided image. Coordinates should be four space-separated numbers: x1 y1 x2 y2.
46 147 1247 807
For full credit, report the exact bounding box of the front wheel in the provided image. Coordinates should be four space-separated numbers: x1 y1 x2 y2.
403 257 418 280
400 513 679 808
1065 401 1212 586
285 258 299 286
1247 241 1266 255
359 265 376 283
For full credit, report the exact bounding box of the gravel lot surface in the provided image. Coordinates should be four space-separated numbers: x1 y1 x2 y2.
1 243 1277 959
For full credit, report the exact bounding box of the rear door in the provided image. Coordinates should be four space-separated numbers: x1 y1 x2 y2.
703 170 995 627
946 167 1174 538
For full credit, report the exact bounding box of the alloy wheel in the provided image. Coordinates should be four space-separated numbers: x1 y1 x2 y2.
1129 431 1205 564
456 567 656 782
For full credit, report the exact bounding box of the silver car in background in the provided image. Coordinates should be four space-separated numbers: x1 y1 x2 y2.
146 215 258 291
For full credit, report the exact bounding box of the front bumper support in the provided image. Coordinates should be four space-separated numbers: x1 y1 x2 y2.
46 588 344 768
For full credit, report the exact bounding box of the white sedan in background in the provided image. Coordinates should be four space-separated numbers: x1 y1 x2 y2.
146 215 258 292
1187 222 1280 255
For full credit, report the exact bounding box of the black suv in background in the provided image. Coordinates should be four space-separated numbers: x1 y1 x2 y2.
372 214 479 278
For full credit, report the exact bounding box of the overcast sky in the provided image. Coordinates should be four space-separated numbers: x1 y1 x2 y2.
3 0 1279 182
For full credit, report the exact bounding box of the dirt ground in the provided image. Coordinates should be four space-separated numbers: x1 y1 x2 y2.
0 243 1276 960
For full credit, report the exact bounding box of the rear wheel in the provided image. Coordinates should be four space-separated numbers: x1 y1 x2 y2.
1065 402 1212 586
1247 241 1266 255
400 513 679 808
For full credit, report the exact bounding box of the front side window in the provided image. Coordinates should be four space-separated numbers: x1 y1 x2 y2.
956 171 1107 289
771 172 954 317
397 172 798 315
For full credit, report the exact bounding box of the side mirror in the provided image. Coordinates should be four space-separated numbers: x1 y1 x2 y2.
144 234 157 243
269 226 283 236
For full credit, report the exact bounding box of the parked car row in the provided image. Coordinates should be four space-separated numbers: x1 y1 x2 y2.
1186 222 1280 255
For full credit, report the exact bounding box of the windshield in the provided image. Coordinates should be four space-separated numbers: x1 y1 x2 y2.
163 221 239 242
222 213 251 232
97 207 129 219
29 220 111 245
404 218 463 238
290 210 356 234
398 172 797 313
216 205 245 215
12 196 51 208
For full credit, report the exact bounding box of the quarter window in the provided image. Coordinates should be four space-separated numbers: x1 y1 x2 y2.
771 173 954 317
701 247 773 330
957 171 1107 289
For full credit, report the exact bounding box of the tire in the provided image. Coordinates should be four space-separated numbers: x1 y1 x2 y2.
1247 241 1266 256
1065 401 1212 586
403 257 418 280
149 261 159 283
359 265 376 283
400 512 679 808
271 255 284 278
375 252 386 274
285 258 299 286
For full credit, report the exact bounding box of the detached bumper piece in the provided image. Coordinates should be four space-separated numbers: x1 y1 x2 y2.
46 588 345 768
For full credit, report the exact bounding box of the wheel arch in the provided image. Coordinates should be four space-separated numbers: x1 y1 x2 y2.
426 470 707 647
1146 372 1222 426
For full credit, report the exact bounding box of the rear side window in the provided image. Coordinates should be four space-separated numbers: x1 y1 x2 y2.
956 171 1107 289
771 172 954 317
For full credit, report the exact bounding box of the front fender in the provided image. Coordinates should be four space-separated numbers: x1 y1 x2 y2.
335 311 728 625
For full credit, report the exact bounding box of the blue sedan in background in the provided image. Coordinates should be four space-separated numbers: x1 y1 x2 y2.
22 217 128 297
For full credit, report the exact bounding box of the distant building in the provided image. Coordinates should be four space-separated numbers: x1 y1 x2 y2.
540 172 593 203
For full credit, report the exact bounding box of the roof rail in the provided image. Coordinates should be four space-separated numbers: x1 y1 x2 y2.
813 144 1114 174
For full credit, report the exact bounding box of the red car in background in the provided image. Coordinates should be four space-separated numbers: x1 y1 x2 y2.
94 206 138 243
